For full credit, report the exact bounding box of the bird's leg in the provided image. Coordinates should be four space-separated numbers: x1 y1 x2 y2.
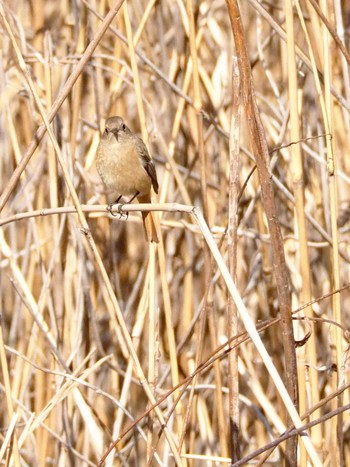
116 192 140 220
114 195 123 204
126 192 139 204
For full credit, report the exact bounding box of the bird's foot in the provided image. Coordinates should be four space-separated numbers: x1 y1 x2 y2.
107 203 129 220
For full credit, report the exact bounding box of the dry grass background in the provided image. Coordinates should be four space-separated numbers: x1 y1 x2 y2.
0 0 350 465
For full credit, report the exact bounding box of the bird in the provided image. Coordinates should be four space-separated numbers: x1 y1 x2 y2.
96 116 159 243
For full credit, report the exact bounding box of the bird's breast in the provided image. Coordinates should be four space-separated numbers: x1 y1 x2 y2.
96 139 152 196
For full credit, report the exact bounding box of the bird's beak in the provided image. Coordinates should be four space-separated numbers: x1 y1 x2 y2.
111 128 119 141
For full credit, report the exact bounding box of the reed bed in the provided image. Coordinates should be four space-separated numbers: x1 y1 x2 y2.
0 0 350 465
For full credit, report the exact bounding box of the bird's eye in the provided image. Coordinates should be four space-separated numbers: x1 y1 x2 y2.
104 128 110 135
122 124 126 131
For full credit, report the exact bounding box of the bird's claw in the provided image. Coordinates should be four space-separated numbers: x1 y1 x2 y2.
107 203 118 217
117 203 129 220
107 203 128 220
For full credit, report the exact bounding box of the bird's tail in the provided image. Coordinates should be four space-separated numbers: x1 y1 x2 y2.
137 193 159 243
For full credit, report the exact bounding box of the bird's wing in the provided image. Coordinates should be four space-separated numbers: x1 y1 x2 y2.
137 136 159 194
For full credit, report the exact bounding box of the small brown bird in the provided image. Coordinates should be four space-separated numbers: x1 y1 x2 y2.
96 116 159 243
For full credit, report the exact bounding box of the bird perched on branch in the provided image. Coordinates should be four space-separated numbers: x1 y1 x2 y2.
96 116 159 243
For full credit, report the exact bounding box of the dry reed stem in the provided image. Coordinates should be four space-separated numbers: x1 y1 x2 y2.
227 56 241 461
285 1 321 462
